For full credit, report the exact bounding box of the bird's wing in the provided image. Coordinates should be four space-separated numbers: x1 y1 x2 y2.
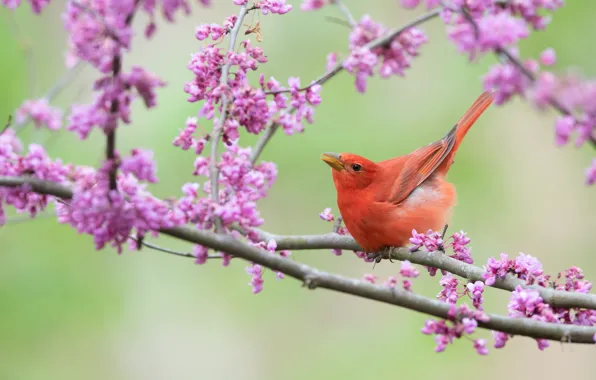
387 126 457 205
386 92 493 205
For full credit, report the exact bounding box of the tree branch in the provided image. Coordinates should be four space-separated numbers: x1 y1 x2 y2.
264 8 441 96
457 5 596 149
163 224 596 344
210 4 250 231
106 0 142 191
0 176 596 344
250 8 442 165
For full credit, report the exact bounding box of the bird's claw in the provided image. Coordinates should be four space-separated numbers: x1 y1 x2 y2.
367 247 394 267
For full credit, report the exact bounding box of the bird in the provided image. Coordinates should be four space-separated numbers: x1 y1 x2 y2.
320 91 493 254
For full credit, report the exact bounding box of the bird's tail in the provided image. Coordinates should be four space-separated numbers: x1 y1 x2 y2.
440 91 493 172
453 91 494 153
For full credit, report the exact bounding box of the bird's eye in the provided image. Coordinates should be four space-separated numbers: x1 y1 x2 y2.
351 164 362 172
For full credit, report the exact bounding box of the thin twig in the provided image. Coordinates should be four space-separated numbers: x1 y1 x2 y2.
250 8 442 165
1 115 12 135
458 5 596 149
4 13 37 97
249 123 279 164
323 16 353 29
332 216 343 233
331 0 356 27
105 0 142 191
264 8 441 96
128 236 222 259
495 48 596 149
210 4 250 232
12 62 84 134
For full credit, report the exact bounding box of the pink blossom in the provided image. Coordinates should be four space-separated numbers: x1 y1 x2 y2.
0 138 68 224
409 229 444 252
492 331 509 348
319 207 334 221
399 0 440 9
120 149 159 183
449 13 529 59
400 260 420 278
539 48 556 66
466 281 485 310
326 52 337 71
482 253 512 286
300 0 328 11
15 98 62 130
246 264 264 294
56 162 185 253
343 15 427 93
554 115 575 147
585 159 596 186
193 245 209 264
421 304 488 353
438 274 459 304
123 66 166 108
2 0 50 13
255 0 292 15
449 230 473 264
383 276 398 288
474 339 488 355
483 62 530 105
363 274 377 284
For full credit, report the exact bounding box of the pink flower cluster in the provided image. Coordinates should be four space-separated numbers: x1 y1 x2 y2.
362 260 420 291
0 130 67 224
318 207 369 259
67 66 166 139
144 0 211 37
299 0 329 11
482 253 595 350
343 15 428 93
421 304 489 354
56 160 185 253
15 98 63 131
401 0 595 184
409 229 444 252
187 15 322 138
1 0 50 14
183 143 277 230
409 228 473 274
482 252 546 286
233 0 292 14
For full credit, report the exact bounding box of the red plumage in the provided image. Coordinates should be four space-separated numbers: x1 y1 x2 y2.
321 92 494 252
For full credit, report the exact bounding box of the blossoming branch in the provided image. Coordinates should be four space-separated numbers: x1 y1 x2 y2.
1 0 595 358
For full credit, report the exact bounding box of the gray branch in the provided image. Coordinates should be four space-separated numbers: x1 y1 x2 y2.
245 228 596 311
1 175 596 345
249 8 442 165
210 4 250 231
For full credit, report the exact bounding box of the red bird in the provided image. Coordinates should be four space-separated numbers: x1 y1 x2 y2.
321 92 493 253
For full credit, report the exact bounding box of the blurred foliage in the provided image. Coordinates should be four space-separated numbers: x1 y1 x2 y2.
1 1 595 379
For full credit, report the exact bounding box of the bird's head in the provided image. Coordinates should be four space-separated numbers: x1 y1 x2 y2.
320 152 379 190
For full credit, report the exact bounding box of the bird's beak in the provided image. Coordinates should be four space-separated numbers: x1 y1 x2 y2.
320 152 345 171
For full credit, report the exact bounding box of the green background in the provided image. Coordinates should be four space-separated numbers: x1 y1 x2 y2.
1 1 595 379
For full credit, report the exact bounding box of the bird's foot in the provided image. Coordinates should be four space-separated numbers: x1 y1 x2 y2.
367 247 394 267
